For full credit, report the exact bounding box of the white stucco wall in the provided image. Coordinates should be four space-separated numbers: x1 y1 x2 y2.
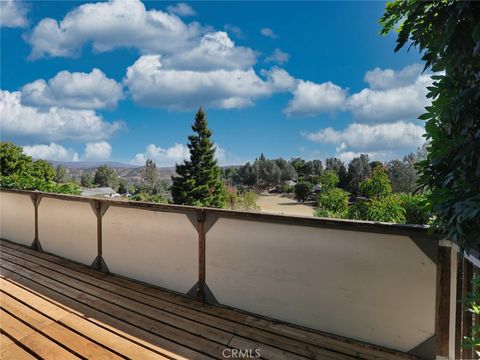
206 218 437 352
38 197 97 265
0 192 34 246
102 207 198 294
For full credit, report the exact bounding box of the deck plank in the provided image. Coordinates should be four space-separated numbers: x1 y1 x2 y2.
0 309 79 359
0 239 419 360
0 334 36 360
0 243 359 360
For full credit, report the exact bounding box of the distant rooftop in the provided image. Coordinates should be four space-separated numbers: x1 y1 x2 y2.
80 187 118 197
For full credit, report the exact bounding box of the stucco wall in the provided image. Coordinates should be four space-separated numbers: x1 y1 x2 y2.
206 218 437 352
0 192 34 246
102 206 198 294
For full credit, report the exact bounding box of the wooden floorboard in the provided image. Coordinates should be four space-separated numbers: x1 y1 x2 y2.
0 239 419 360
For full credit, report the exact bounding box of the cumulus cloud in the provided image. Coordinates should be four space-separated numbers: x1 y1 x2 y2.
162 31 256 71
132 143 238 166
260 27 277 39
84 141 112 160
124 55 294 110
284 81 347 116
21 69 124 110
302 121 425 161
285 63 432 122
0 0 28 28
0 90 124 142
25 0 202 59
23 143 79 161
167 3 196 17
265 48 289 65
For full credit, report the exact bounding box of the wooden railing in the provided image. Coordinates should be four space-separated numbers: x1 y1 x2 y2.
0 187 477 359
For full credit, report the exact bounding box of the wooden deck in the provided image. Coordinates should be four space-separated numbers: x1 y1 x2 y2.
0 239 418 360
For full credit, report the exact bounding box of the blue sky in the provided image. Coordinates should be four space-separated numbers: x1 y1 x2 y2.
0 0 429 166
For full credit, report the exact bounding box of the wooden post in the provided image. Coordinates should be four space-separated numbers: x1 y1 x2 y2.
30 193 42 251
197 210 206 303
90 200 109 272
436 245 451 358
474 267 480 359
463 258 474 359
456 253 464 359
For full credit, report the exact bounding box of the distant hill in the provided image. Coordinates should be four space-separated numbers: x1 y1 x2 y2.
49 160 139 169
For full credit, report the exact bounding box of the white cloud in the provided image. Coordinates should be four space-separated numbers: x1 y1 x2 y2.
224 24 244 39
23 143 79 161
124 55 293 110
0 0 28 28
167 3 196 17
285 64 432 122
260 27 277 39
302 121 425 161
284 80 347 116
25 0 202 59
363 63 424 90
265 48 289 65
132 143 190 166
162 31 256 71
84 141 112 160
21 68 124 110
346 74 432 122
132 143 239 166
0 90 124 142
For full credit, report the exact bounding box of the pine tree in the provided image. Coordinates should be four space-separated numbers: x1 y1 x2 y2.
171 108 225 208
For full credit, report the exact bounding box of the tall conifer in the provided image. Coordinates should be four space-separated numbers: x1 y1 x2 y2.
171 108 225 207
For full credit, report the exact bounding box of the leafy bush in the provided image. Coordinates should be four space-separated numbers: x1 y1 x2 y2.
360 167 391 199
130 192 167 204
349 196 406 223
224 187 260 211
320 171 339 192
464 276 480 356
294 181 312 202
315 188 349 219
0 174 81 195
277 183 294 194
396 193 432 225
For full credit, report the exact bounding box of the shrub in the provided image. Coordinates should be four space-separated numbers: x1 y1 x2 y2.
224 186 259 211
396 193 432 225
320 171 339 192
130 192 167 204
294 181 312 202
0 174 81 195
315 188 349 219
360 167 391 199
349 196 406 223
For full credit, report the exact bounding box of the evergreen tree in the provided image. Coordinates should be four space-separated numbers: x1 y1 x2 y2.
171 108 225 208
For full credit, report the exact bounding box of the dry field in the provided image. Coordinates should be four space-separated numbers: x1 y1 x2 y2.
256 193 315 217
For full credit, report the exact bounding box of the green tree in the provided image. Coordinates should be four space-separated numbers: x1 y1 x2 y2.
235 162 257 187
94 165 119 190
347 154 371 195
54 165 69 183
380 1 480 249
315 188 349 219
80 171 94 187
0 142 32 176
320 171 339 192
326 157 349 190
294 181 312 203
144 159 158 194
31 160 55 182
171 108 225 208
274 158 297 182
396 193 432 225
360 167 391 199
255 154 281 190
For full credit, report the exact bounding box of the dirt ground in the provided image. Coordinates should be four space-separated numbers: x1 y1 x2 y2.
256 193 315 217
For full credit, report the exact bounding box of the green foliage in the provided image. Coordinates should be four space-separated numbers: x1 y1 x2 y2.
143 159 158 193
347 154 372 195
380 1 480 250
294 181 312 203
349 196 406 223
54 165 69 183
396 193 432 225
80 171 94 187
0 142 32 176
130 192 167 204
255 154 282 189
171 108 226 208
315 188 349 219
325 157 349 190
360 167 391 199
320 171 339 192
224 186 260 211
278 183 294 194
31 160 55 182
464 276 480 356
0 141 79 195
94 165 119 190
274 158 298 182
